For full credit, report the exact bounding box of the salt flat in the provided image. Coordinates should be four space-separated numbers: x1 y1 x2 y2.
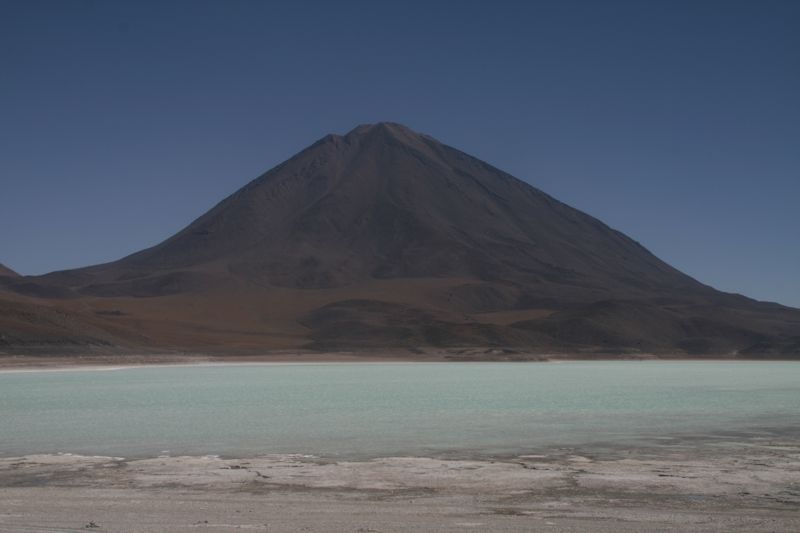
1 440 799 532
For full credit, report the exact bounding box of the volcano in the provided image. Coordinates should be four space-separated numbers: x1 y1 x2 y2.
2 123 799 357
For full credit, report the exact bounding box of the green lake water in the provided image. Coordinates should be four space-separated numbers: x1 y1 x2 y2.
1 361 798 458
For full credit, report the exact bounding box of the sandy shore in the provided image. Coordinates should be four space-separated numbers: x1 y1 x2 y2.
1 440 799 532
0 352 467 371
2 351 790 372
0 353 381 367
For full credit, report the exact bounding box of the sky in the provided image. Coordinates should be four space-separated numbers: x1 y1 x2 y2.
1 0 798 307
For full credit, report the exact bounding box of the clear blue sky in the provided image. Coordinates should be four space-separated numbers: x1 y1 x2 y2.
1 0 798 307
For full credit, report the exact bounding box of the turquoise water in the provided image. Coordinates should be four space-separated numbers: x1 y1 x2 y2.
1 362 799 458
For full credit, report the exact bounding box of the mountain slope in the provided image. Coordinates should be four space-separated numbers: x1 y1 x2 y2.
0 263 18 277
3 123 799 356
41 123 703 297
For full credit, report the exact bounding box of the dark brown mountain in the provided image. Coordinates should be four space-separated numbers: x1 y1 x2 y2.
0 263 18 277
2 123 799 357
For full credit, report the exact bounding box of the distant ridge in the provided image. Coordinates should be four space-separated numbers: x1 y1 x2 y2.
2 123 799 357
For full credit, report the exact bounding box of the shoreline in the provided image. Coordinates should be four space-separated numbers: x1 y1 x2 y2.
0 352 796 372
2 441 799 532
0 353 441 373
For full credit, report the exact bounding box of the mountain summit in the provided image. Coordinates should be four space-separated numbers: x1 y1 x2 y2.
3 123 799 356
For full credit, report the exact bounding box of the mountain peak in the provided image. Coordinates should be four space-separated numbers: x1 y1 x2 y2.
312 122 427 152
340 121 433 146
346 121 416 135
60 121 699 295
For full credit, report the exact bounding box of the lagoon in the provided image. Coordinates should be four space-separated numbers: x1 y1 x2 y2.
2 361 799 458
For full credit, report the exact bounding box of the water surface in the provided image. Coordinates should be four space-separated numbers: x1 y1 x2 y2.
1 361 798 458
